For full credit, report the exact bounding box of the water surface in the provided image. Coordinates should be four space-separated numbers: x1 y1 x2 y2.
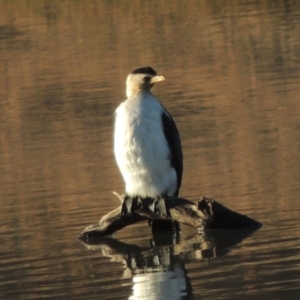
0 1 300 299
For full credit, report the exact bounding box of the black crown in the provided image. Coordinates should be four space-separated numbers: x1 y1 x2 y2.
131 66 157 76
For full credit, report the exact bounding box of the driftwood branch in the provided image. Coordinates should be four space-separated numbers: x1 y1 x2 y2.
79 195 261 241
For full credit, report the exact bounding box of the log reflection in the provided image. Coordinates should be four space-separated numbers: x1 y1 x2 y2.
80 228 259 299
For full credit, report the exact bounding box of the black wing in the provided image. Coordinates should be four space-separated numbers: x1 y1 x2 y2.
161 109 183 196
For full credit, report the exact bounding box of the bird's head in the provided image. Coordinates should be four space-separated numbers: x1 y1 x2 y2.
126 67 165 98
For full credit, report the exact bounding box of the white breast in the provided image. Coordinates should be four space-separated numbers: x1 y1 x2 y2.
114 91 177 198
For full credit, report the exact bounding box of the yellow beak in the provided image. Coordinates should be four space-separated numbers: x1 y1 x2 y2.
150 75 165 84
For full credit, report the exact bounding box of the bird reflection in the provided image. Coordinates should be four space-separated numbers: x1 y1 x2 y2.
80 228 258 300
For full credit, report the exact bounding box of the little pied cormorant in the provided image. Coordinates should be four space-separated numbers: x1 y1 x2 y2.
114 67 183 231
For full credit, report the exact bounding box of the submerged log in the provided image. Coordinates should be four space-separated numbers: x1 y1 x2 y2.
79 195 261 241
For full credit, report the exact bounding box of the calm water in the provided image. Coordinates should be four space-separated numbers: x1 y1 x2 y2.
1 0 300 299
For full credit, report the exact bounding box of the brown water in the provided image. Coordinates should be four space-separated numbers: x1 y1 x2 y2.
1 0 300 299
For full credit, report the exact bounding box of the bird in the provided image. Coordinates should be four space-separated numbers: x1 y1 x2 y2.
114 66 183 232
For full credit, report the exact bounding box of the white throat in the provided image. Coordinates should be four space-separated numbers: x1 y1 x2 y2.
126 86 139 98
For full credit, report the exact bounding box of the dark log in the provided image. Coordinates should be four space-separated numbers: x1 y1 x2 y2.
196 197 261 229
79 206 147 239
79 195 261 241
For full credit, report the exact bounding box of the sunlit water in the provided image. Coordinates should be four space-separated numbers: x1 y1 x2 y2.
1 1 300 299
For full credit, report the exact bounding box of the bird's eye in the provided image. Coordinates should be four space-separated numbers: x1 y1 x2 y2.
144 76 151 82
